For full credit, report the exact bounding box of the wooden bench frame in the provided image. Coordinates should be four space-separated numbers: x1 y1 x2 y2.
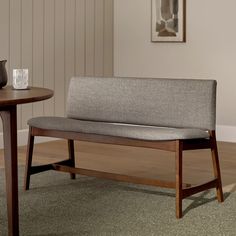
24 127 224 218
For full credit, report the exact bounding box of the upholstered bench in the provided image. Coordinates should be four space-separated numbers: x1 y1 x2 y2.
24 77 224 218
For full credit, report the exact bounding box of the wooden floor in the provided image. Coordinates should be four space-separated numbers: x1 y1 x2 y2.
1 140 236 192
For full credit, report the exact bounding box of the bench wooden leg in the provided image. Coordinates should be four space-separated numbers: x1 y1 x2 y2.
24 127 35 191
68 139 76 179
175 140 183 219
210 131 224 202
24 133 76 189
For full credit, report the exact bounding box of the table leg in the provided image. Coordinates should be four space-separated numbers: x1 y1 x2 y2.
0 106 19 236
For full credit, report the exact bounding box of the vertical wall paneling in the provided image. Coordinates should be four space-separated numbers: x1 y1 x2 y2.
85 0 95 76
65 0 76 108
44 0 55 116
21 0 33 129
0 0 9 62
32 0 44 117
0 0 10 132
54 0 65 116
95 0 104 76
75 0 86 76
10 0 22 129
0 0 114 135
104 0 114 76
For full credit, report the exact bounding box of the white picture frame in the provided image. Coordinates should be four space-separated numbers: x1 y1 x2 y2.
151 0 186 42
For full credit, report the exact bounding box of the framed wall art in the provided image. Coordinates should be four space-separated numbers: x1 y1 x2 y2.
151 0 186 42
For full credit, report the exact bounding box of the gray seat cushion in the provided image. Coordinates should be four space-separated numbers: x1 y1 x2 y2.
28 117 209 141
67 77 216 130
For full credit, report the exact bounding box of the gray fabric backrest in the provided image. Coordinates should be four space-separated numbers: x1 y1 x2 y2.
67 77 216 130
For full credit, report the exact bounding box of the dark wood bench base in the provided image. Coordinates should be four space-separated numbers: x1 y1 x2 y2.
24 127 224 219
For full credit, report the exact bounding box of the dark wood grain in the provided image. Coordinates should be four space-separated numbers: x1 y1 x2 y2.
24 128 34 191
175 140 183 219
0 87 54 236
0 86 53 106
52 165 178 189
31 127 177 152
182 179 218 199
210 131 224 202
68 140 76 180
25 125 224 219
0 106 19 236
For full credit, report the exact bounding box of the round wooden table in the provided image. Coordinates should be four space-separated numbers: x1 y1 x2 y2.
0 86 53 236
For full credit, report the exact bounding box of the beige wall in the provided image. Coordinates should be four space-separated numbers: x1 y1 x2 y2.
114 0 236 129
0 0 113 132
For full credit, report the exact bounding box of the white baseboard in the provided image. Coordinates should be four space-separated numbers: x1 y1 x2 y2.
0 129 58 149
0 125 235 149
216 125 236 143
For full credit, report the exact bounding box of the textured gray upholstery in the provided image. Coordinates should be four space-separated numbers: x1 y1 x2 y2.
67 77 216 130
28 117 209 141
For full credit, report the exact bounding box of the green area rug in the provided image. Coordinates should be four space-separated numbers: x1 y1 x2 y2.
0 168 235 235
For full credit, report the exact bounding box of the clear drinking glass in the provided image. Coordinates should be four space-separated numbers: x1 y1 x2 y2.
13 69 29 89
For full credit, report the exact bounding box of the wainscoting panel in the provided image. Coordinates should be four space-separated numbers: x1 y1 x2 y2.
32 0 44 117
54 0 66 117
10 0 22 130
104 0 114 76
0 0 10 132
75 0 86 76
0 0 113 132
95 0 105 76
21 0 33 129
44 0 55 117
